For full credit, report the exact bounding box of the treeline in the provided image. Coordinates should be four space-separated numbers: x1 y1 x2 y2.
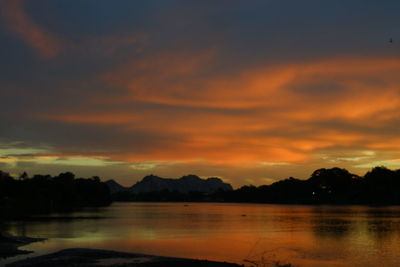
0 171 111 217
224 167 400 205
113 167 400 205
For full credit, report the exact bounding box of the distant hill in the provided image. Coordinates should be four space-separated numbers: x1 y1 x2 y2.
105 179 129 194
106 174 232 194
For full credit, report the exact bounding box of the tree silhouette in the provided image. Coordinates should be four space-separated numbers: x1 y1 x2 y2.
0 171 111 218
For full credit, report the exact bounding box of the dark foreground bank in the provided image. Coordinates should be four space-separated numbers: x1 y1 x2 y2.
6 248 242 267
0 232 45 259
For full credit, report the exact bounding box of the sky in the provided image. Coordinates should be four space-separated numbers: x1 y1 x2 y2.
1 0 400 187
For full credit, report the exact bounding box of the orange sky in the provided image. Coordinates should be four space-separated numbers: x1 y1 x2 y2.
1 0 400 187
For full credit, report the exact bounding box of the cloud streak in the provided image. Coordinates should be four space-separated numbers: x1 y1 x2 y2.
33 51 400 171
0 0 65 58
0 0 147 59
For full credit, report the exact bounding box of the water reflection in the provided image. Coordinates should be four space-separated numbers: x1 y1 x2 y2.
312 219 353 239
2 203 400 267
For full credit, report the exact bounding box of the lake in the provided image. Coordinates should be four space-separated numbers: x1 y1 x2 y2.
2 202 400 266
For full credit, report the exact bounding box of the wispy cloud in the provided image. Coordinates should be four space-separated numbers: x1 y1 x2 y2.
0 0 65 58
0 0 147 59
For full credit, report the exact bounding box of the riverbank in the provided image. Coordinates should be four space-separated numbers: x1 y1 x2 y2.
6 248 242 267
0 232 45 259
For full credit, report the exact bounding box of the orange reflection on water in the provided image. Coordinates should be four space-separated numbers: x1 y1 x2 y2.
4 203 400 267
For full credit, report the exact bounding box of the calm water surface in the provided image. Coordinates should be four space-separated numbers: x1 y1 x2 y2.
3 202 400 266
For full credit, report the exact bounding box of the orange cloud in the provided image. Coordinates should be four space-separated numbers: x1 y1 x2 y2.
34 51 400 167
0 0 65 58
102 52 400 117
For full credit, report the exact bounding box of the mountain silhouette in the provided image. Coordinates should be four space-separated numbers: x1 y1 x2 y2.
105 179 129 194
106 174 232 194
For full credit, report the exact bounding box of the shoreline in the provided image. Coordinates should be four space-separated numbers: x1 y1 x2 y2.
6 248 242 267
0 232 45 259
0 229 242 267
